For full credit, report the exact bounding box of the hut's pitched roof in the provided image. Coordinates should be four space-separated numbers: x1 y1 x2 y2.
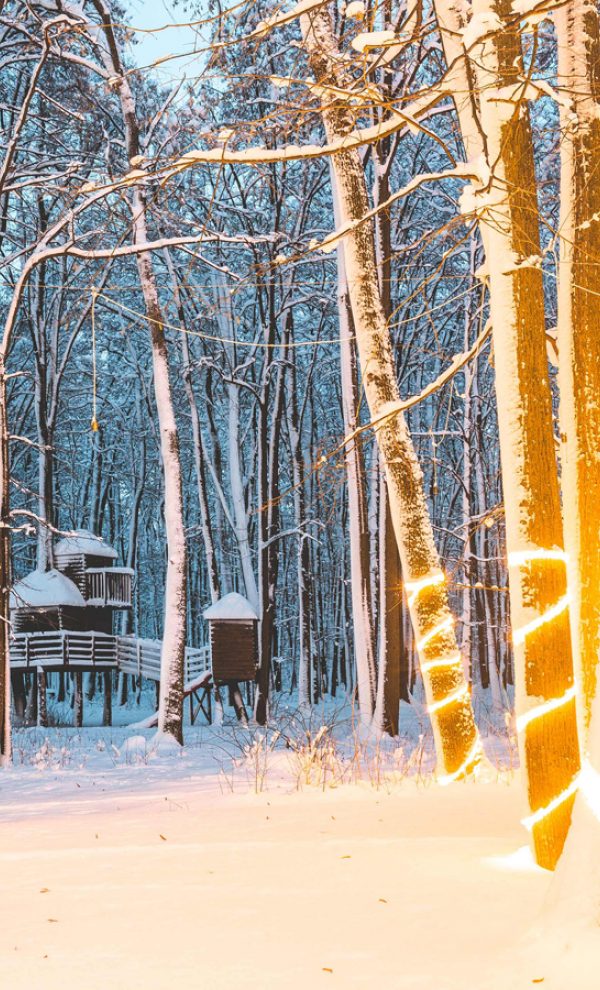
54 530 117 560
203 592 258 621
10 569 86 609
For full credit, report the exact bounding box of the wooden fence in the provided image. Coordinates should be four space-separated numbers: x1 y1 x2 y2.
10 630 210 684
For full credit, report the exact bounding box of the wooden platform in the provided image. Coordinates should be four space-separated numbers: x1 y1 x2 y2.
10 630 209 684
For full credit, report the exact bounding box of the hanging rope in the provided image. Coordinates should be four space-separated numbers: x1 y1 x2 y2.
91 287 99 432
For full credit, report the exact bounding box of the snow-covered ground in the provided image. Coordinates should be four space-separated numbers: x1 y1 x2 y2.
0 711 595 989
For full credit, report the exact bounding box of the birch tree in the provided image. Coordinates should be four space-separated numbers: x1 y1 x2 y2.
88 0 187 742
433 0 580 867
335 222 377 722
300 5 479 777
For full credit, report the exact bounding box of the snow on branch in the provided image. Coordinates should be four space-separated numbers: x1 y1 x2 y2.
249 0 329 39
307 164 480 256
331 321 493 458
167 90 445 174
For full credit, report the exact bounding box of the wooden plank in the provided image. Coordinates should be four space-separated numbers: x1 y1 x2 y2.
210 622 257 683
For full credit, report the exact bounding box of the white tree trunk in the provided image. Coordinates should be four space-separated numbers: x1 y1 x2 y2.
93 4 187 742
302 8 479 779
227 383 259 611
286 368 312 707
335 215 377 722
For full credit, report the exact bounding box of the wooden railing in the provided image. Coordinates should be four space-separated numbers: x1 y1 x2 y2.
85 568 133 608
9 630 210 684
116 636 209 684
10 630 118 669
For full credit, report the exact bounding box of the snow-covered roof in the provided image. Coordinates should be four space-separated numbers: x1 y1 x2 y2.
10 569 86 609
54 530 117 560
203 592 258 622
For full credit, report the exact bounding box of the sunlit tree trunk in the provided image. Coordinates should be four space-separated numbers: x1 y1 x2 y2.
302 7 479 778
556 0 600 746
434 0 580 868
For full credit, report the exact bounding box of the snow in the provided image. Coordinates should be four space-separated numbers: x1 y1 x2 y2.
54 530 117 560
249 0 326 39
461 11 503 50
351 30 397 52
0 721 586 990
10 569 85 609
203 591 259 621
184 670 212 694
345 1 365 18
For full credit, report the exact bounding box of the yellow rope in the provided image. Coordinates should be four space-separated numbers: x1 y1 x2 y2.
95 290 350 350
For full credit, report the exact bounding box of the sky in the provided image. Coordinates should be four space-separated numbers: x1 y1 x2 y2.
125 0 207 82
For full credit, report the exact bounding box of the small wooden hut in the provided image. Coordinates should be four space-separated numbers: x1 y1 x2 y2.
203 592 259 685
10 569 86 633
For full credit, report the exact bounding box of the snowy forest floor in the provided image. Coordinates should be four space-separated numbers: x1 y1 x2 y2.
0 703 592 989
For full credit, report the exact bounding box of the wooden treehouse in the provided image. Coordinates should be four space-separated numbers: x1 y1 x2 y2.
203 592 259 722
9 533 259 727
12 531 132 638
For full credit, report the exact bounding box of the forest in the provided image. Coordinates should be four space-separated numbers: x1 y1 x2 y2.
0 0 599 987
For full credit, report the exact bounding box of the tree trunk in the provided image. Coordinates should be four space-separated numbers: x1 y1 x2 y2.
373 148 404 733
73 672 83 728
433 0 580 869
169 258 221 606
337 265 376 721
256 318 287 724
37 418 54 570
94 3 188 742
556 0 600 746
103 671 112 727
0 364 10 763
37 668 47 728
286 364 313 707
227 383 259 609
301 8 479 780
375 487 403 735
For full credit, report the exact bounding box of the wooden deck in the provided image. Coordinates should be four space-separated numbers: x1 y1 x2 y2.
9 630 210 685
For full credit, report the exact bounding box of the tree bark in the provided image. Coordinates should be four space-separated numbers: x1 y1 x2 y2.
93 0 187 742
434 0 580 869
375 487 403 735
301 8 479 779
286 361 313 706
0 364 10 763
337 263 377 722
168 257 221 606
556 0 600 746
